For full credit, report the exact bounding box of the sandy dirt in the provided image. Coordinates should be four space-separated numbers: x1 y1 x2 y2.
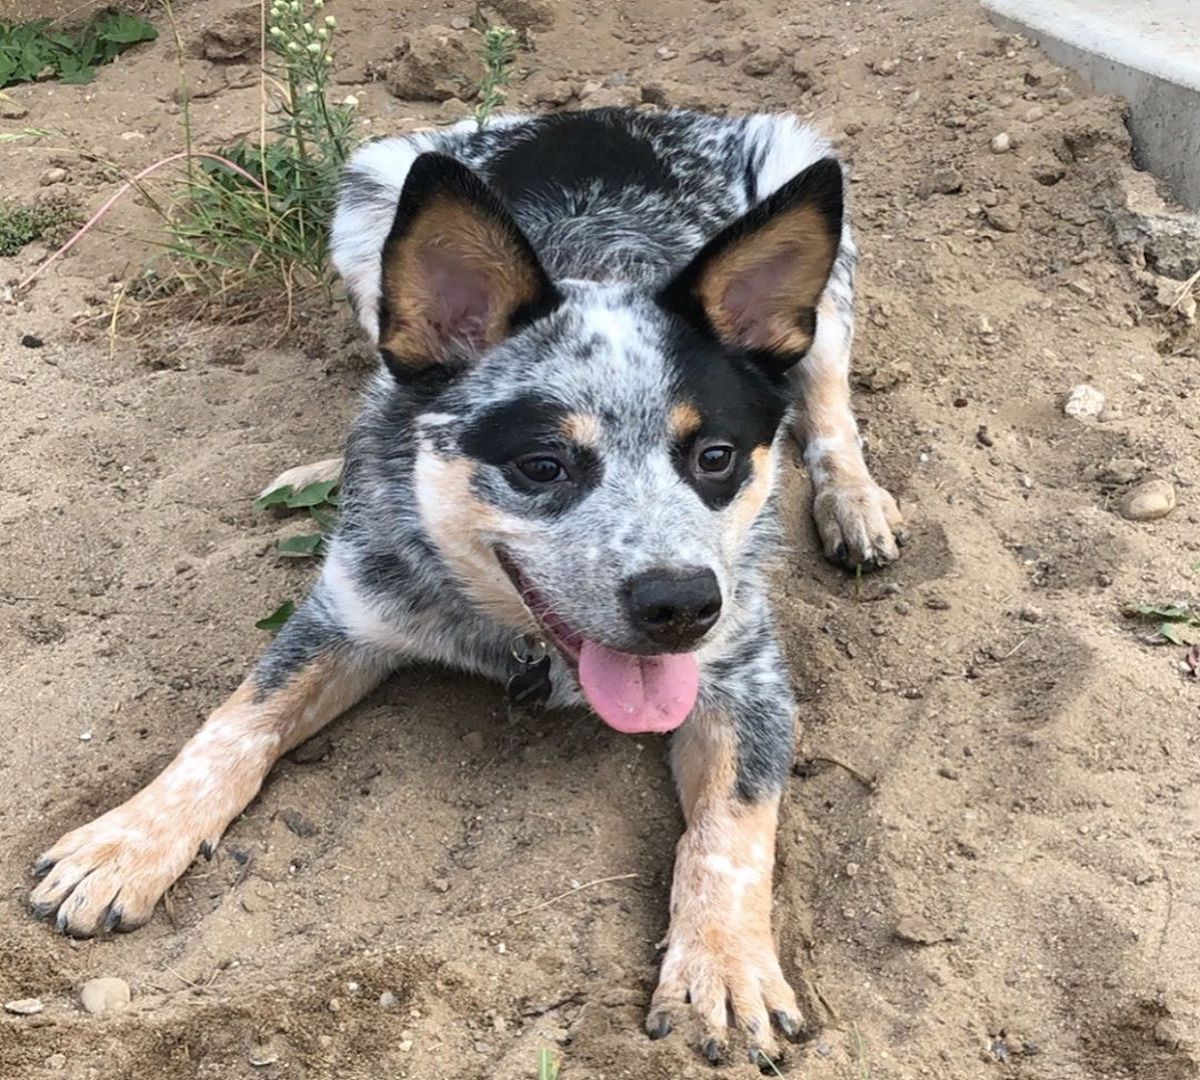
3 0 1200 1077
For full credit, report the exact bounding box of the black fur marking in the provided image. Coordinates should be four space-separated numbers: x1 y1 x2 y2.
663 323 789 509
486 110 677 205
461 396 603 513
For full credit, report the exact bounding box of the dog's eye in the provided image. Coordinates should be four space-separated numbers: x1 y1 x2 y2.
696 444 736 478
515 454 568 485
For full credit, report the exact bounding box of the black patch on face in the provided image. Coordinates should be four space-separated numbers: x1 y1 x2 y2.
459 395 602 514
662 321 789 509
485 110 678 205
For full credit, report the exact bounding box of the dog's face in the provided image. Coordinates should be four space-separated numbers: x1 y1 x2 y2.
377 153 843 733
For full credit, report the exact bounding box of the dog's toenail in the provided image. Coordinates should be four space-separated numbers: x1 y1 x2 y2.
704 1038 722 1063
646 1012 671 1040
835 542 849 561
772 1009 798 1036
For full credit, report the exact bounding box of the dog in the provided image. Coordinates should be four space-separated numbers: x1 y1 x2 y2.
31 108 905 1064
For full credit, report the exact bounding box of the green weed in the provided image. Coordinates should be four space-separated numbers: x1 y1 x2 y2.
0 10 156 90
1125 601 1200 646
254 479 340 630
537 1048 560 1080
0 197 75 257
167 0 356 300
475 24 518 130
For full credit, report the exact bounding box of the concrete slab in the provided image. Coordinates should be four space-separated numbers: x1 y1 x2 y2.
983 0 1200 211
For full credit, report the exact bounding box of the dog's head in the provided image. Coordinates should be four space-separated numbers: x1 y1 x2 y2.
374 152 842 733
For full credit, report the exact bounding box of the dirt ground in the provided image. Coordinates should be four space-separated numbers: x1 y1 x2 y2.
3 0 1200 1077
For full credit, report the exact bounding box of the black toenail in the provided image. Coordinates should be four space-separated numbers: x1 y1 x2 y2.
704 1038 721 1064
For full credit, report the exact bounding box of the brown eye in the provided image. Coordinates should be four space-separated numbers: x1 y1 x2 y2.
515 454 568 484
696 444 735 478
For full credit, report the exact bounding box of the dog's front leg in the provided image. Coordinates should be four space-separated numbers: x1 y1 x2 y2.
794 268 908 570
31 599 390 936
647 638 804 1065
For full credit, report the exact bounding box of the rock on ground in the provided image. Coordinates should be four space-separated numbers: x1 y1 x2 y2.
79 978 131 1016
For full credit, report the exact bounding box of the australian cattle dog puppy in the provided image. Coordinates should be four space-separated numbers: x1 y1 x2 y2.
32 109 905 1064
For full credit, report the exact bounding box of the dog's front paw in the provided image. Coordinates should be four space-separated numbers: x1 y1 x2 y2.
31 798 204 936
646 919 805 1065
813 478 907 570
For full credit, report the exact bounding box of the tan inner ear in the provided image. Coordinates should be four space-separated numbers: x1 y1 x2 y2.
696 202 837 355
380 195 543 367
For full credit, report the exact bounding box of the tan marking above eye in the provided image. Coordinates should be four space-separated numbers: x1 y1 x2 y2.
560 412 602 447
668 402 702 440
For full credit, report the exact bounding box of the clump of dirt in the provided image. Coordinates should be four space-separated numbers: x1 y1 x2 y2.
2 0 1200 1078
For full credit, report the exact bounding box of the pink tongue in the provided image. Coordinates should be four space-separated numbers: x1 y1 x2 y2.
577 641 700 734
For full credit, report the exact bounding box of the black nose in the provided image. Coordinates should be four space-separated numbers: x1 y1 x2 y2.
625 568 723 650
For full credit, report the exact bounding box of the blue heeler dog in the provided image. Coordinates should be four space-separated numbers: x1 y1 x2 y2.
32 108 906 1065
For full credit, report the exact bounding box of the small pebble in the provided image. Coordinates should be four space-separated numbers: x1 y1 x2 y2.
1024 105 1044 122
990 132 1011 153
872 58 898 75
1019 605 1044 623
79 977 130 1015
985 205 1021 233
894 915 943 945
448 15 470 29
5 998 44 1016
845 862 859 878
45 1053 67 1070
916 167 963 198
39 167 68 186
1118 479 1176 522
1062 383 1105 420
398 1039 414 1052
21 334 44 348
379 991 397 1008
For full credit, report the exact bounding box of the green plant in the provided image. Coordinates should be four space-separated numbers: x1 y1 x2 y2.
537 1048 560 1080
168 0 355 298
1125 602 1200 645
475 24 518 129
0 197 74 256
253 479 340 631
255 478 340 559
0 10 156 89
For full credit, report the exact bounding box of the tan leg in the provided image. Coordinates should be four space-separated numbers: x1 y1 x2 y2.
647 712 803 1065
795 291 907 569
31 645 386 936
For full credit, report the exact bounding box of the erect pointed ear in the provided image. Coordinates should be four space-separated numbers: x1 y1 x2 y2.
377 153 561 373
657 157 844 370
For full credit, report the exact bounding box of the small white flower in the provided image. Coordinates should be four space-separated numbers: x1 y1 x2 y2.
307 41 321 53
269 25 284 38
342 93 359 108
316 27 328 40
324 15 337 27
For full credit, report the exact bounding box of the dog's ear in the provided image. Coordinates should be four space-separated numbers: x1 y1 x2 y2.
377 153 560 373
658 157 843 371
